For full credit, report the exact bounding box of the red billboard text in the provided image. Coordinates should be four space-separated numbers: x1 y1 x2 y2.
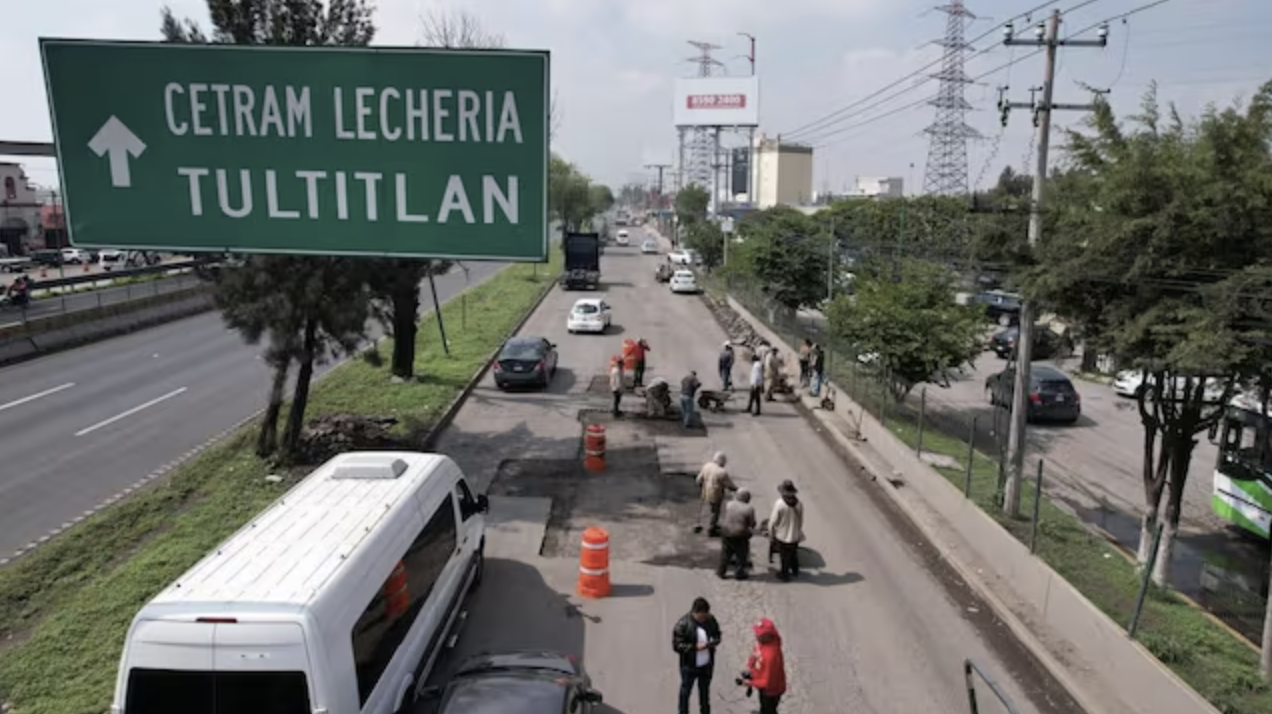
686 94 748 110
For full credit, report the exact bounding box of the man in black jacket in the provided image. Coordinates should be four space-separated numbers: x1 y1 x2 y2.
672 597 721 714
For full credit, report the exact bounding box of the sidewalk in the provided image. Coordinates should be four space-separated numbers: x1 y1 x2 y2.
726 296 1222 714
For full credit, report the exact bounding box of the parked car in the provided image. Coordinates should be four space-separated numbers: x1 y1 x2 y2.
493 336 559 389
986 364 1081 424
414 651 603 714
972 290 1022 324
988 325 1069 360
669 269 700 294
60 248 89 264
30 249 62 267
1112 370 1227 401
567 298 612 334
641 239 659 254
97 249 127 265
667 250 692 265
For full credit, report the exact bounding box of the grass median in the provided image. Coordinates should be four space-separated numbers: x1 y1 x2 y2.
873 401 1271 714
0 252 561 714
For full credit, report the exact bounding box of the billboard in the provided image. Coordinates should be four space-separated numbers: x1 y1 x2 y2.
673 76 759 127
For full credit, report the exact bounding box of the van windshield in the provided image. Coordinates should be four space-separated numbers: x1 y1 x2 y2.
126 669 311 714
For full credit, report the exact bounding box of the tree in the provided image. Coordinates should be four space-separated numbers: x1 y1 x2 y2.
683 220 724 269
674 185 710 226
826 259 983 401
550 155 599 231
588 184 615 216
213 256 371 459
1024 82 1272 586
165 0 377 460
729 206 830 310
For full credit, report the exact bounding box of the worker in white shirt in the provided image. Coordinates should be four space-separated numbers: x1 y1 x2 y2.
746 353 764 416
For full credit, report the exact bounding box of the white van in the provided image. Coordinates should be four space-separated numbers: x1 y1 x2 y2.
110 451 489 714
615 229 630 246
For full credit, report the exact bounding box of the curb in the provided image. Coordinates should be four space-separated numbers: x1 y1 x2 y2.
421 270 559 452
0 264 544 568
720 296 1111 714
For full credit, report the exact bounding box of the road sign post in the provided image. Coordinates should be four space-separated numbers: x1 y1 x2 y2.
41 39 550 261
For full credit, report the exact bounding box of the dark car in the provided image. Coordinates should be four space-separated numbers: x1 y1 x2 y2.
494 336 558 389
988 325 1069 360
415 651 602 714
986 364 1081 424
30 249 62 267
971 290 1022 324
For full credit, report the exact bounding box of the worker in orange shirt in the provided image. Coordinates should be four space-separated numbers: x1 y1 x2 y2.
631 337 651 387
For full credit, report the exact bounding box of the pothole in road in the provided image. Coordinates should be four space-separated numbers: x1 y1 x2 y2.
486 420 718 571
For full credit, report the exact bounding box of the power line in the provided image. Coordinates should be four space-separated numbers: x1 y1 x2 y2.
803 0 1175 150
780 0 1066 141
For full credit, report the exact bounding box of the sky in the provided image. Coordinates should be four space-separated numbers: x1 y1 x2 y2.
2 0 1268 196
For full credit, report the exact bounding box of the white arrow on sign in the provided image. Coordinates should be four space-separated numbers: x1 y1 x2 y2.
87 116 147 189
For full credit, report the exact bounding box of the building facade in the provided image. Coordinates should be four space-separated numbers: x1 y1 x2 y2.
751 134 814 209
850 176 905 199
0 163 41 256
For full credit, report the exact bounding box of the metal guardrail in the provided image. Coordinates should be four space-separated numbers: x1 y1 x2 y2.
964 659 1023 714
27 259 207 290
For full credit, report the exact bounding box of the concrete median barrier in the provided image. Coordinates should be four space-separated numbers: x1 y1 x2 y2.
0 285 216 367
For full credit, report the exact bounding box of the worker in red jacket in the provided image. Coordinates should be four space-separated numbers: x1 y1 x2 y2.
741 617 787 713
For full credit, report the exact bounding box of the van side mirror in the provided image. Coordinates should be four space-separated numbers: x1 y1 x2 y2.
582 689 603 704
476 494 490 513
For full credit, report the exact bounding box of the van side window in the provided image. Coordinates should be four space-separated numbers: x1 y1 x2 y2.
456 480 478 521
351 495 459 705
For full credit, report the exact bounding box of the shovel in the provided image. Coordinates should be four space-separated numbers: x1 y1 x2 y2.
692 500 706 534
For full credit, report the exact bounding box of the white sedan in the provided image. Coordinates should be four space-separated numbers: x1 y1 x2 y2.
1112 370 1227 401
641 239 659 254
667 250 692 265
567 298 612 334
669 270 700 294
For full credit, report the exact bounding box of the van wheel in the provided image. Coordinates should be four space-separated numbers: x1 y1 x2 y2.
473 549 485 589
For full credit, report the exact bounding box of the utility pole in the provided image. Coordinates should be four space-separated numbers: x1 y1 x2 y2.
738 33 757 207
644 163 671 209
999 10 1108 516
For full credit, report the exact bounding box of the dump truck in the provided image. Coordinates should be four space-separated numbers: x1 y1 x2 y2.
560 232 602 290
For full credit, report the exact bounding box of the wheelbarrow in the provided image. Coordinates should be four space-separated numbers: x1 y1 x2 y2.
697 389 736 413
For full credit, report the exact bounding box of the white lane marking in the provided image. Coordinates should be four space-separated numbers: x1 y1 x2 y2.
0 382 76 413
74 387 188 437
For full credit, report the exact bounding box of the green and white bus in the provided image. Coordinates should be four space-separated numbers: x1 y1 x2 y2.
1213 391 1272 539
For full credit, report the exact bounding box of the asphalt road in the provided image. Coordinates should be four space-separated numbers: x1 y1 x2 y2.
423 227 1077 714
0 262 507 558
0 272 197 326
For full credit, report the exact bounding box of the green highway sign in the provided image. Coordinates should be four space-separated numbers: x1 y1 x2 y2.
40 39 550 261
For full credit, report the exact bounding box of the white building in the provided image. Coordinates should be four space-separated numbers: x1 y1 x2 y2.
751 134 814 209
850 176 905 199
0 163 41 256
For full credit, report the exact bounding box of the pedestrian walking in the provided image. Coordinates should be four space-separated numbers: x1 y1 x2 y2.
810 343 826 397
740 618 787 714
609 357 625 416
718 341 735 391
717 488 756 579
763 349 782 402
632 337 651 387
696 452 737 536
798 338 812 388
746 354 764 416
769 480 805 582
673 597 721 714
680 370 702 428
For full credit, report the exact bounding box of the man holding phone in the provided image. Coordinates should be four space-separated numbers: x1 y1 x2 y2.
672 597 721 714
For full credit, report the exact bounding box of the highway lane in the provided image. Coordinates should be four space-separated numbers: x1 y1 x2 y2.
0 272 197 326
426 226 1077 714
0 262 507 559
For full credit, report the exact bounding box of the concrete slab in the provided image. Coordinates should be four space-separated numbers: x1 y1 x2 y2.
484 496 552 559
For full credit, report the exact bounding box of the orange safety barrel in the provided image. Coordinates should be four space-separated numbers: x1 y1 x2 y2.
383 561 410 618
577 527 611 598
583 424 606 473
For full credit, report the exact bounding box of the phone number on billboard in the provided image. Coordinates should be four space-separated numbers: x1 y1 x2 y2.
686 94 748 109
